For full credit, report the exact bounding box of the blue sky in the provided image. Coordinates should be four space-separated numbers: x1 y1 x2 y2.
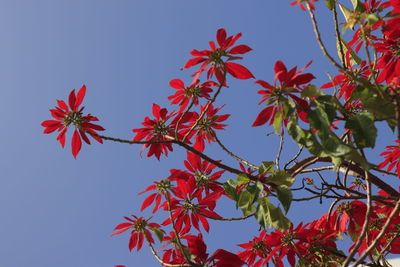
1 1 397 266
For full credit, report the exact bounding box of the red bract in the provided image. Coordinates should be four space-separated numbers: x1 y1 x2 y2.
378 139 400 177
111 215 161 251
262 224 317 267
321 62 371 101
139 179 171 213
375 37 400 84
183 152 225 193
162 177 222 233
133 104 187 159
182 104 230 151
290 0 318 10
237 230 271 267
160 231 188 265
168 79 218 112
183 28 254 83
252 61 314 127
41 85 105 158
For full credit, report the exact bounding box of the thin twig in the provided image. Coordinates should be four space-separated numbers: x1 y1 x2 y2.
342 171 372 267
146 237 191 267
213 134 258 169
198 211 255 221
332 2 346 69
275 128 284 170
182 69 227 143
284 145 303 170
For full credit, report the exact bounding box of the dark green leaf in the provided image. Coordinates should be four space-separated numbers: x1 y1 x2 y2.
237 191 252 210
223 179 238 201
345 112 377 148
267 170 295 187
275 185 293 214
150 228 165 242
237 174 250 185
301 85 322 98
325 0 335 10
256 197 291 230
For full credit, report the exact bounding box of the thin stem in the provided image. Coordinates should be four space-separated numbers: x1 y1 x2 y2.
332 2 346 69
284 145 303 170
342 171 372 267
306 3 343 70
182 69 227 143
174 101 194 140
145 237 191 267
275 128 284 170
213 134 258 169
198 211 255 221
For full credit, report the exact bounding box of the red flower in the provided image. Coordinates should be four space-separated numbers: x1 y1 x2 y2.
111 215 161 251
133 104 189 159
139 179 171 213
181 104 230 151
321 62 371 101
162 177 222 233
238 230 271 267
378 139 400 177
168 78 217 112
262 223 316 267
252 61 314 127
183 28 254 83
180 152 225 193
375 36 400 84
41 85 105 158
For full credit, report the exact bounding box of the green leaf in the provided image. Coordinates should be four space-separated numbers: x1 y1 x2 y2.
223 179 238 201
325 0 335 10
339 4 356 30
150 228 165 242
336 39 362 65
301 85 322 98
256 197 291 230
273 109 283 134
259 161 275 175
267 170 295 187
237 174 250 185
237 191 252 210
345 112 377 148
367 14 379 25
275 185 293 214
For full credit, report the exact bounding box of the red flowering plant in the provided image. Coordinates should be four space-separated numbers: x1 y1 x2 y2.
41 85 105 158
42 1 400 266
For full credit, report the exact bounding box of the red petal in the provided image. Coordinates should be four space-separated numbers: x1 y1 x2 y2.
169 79 185 89
141 193 156 211
274 61 287 75
217 28 227 47
229 44 252 54
68 89 76 110
252 106 274 127
75 85 86 108
225 62 254 79
71 130 82 158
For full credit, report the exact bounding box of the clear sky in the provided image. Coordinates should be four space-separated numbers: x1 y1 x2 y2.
1 1 397 267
